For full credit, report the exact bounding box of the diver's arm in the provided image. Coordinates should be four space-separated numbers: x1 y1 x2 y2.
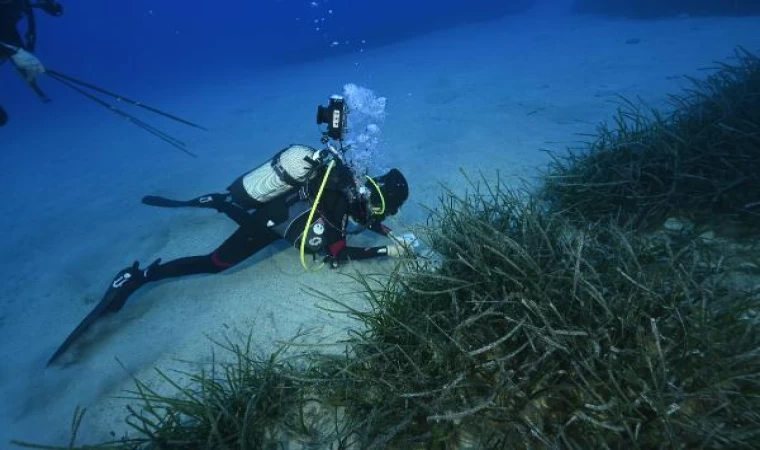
316 192 384 266
330 220 396 261
329 242 389 262
366 220 393 236
318 194 396 266
324 239 390 267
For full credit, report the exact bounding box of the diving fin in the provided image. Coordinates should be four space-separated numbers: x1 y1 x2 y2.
47 261 151 367
142 195 196 208
142 193 229 209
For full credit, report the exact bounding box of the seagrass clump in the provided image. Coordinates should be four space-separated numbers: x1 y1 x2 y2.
313 178 760 449
542 48 760 233
115 338 312 449
12 335 341 450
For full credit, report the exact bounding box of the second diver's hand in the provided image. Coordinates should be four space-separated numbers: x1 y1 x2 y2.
1 43 51 103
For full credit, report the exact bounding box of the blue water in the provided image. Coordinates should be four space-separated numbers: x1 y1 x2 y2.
2 0 760 446
4 0 532 97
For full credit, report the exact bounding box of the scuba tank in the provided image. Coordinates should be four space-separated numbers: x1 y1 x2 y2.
227 144 326 209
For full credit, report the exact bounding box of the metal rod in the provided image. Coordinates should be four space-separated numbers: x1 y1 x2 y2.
46 69 207 130
47 72 198 157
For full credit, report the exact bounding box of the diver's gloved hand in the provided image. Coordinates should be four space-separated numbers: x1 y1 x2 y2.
385 241 415 258
10 48 45 83
384 243 405 258
386 232 418 258
388 232 444 271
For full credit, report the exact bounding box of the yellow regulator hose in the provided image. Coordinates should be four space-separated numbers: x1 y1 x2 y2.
365 175 385 215
300 159 336 271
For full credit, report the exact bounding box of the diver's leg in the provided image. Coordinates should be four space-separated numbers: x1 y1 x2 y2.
142 192 265 229
147 221 280 281
0 104 8 126
142 192 230 209
100 213 279 313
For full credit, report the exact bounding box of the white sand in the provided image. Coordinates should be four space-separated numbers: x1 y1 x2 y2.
1 10 759 445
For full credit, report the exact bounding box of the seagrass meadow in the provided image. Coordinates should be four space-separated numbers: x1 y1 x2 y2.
541 48 760 235
12 49 760 450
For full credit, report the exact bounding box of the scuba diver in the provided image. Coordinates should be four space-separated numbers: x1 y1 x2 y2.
0 0 63 126
47 95 413 366
127 153 409 292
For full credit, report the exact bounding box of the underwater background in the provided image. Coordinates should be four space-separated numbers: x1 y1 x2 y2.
2 0 760 446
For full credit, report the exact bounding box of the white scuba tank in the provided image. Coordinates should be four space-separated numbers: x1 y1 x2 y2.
227 144 324 208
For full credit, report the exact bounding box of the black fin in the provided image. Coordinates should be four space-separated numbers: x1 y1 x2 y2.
47 262 144 367
142 194 229 209
141 195 195 208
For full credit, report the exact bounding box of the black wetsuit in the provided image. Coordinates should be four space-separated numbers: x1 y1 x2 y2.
144 162 393 283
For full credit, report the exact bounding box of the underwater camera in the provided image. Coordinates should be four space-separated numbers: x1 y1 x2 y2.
316 95 347 142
